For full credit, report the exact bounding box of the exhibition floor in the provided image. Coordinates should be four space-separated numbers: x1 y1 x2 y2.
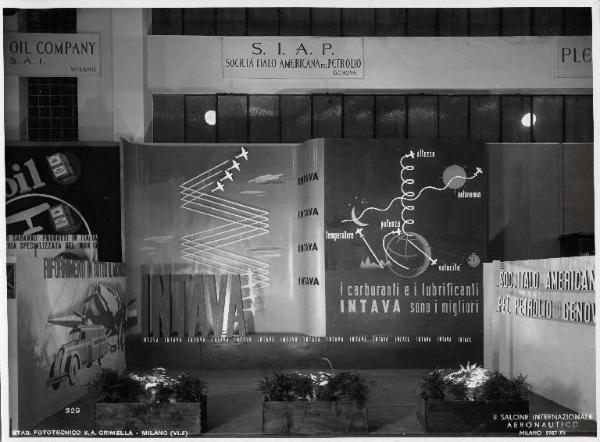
35 369 596 436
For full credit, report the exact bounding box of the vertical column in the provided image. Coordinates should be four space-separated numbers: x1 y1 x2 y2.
112 9 147 142
296 140 326 337
3 12 23 141
77 9 114 141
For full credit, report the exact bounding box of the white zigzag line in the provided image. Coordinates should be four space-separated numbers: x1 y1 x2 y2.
180 161 229 188
181 192 269 219
180 167 271 289
181 255 270 289
181 238 269 270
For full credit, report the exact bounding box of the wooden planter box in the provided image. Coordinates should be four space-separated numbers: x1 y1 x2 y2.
263 400 368 435
417 395 529 433
96 397 207 436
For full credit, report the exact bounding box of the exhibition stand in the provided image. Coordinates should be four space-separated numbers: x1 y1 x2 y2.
5 140 596 436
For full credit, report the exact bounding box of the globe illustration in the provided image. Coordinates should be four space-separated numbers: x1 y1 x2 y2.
442 165 467 189
383 231 432 278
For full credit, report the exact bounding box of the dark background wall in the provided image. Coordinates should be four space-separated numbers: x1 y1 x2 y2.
152 7 591 36
487 143 594 261
153 94 593 144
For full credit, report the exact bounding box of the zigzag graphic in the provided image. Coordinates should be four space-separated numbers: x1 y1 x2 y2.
179 155 271 291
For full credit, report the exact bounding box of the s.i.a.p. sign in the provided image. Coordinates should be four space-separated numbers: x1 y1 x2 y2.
223 37 364 79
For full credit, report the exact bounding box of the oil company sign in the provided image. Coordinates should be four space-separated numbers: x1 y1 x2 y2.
4 32 100 77
223 37 364 79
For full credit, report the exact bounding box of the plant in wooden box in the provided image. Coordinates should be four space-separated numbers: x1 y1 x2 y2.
417 362 529 433
259 359 373 435
93 367 207 436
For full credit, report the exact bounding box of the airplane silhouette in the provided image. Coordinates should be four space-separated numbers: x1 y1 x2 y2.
212 182 225 192
235 147 248 161
220 170 234 182
48 282 137 351
6 203 51 235
228 159 240 171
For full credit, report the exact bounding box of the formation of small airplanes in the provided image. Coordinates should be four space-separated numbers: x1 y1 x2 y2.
212 147 248 193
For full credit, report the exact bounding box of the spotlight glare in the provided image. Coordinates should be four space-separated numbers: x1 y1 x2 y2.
204 110 216 126
521 112 536 127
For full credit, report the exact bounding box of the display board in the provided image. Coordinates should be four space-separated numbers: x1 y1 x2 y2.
122 141 319 337
13 257 131 431
484 257 595 414
123 139 486 363
5 144 122 262
6 234 98 431
324 139 486 342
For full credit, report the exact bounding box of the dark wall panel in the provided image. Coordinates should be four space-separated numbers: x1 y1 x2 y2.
217 95 248 142
438 8 469 36
153 7 588 37
501 8 532 36
374 8 406 36
469 8 500 36
247 8 278 36
531 7 563 36
343 95 374 139
439 96 469 138
152 9 183 35
249 95 280 142
311 8 341 36
183 9 216 35
501 96 532 142
153 95 185 142
532 96 563 142
312 95 342 138
407 96 438 138
279 8 310 35
185 95 217 143
564 95 593 142
342 8 374 36
154 94 590 144
470 96 500 142
487 144 562 260
216 8 246 36
375 95 407 139
407 9 437 36
563 144 594 234
564 7 592 35
281 95 311 143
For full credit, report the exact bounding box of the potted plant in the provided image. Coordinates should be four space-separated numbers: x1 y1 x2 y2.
93 367 207 436
417 362 529 433
259 359 372 435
